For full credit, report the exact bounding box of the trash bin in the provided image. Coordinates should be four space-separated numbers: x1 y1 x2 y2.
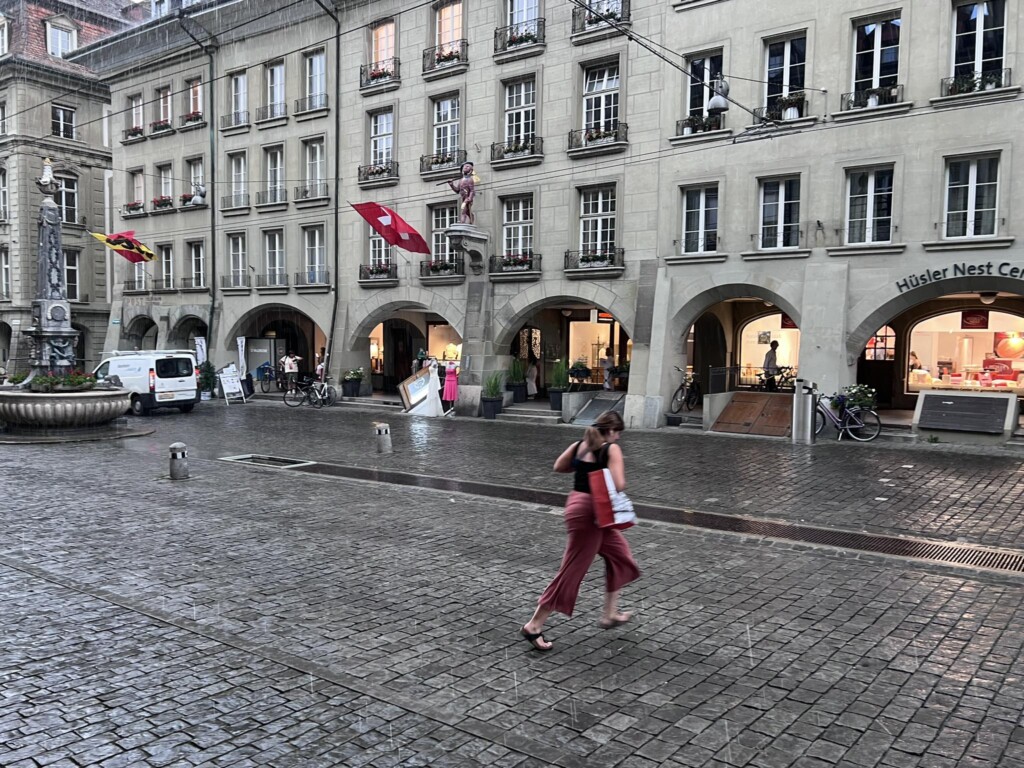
242 373 254 397
791 378 817 445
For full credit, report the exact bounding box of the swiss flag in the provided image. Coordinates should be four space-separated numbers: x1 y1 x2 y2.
350 201 431 254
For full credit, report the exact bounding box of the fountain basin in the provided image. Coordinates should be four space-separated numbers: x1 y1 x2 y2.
0 389 131 434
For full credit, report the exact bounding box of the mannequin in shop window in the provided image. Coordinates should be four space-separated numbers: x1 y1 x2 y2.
600 348 614 390
442 359 459 414
526 352 540 399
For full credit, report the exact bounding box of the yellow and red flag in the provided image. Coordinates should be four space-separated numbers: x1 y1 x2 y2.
90 230 156 264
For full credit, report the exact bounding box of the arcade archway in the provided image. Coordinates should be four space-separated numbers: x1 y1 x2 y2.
229 305 327 381
124 316 158 350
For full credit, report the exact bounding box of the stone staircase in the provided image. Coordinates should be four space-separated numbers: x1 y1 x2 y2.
495 400 563 426
334 394 404 412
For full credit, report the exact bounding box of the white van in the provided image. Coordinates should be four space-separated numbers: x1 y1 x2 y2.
93 350 200 416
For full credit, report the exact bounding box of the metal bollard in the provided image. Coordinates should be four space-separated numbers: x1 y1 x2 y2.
375 422 392 454
169 442 189 479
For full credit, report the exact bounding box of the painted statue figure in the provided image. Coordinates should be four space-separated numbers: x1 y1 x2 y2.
447 162 476 224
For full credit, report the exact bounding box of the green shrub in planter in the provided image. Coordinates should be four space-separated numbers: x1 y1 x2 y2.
198 361 217 392
551 360 569 390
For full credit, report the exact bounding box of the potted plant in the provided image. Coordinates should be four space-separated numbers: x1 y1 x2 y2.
369 66 393 81
182 111 204 124
612 361 630 390
152 195 173 209
179 192 195 206
367 263 392 278
125 125 144 138
125 200 144 213
342 367 364 397
150 118 172 132
548 359 569 411
506 358 527 402
501 253 533 271
777 91 805 120
28 369 96 393
480 370 504 419
864 87 884 108
828 383 876 411
508 29 538 46
681 114 704 135
569 358 591 384
981 71 1003 90
198 361 217 401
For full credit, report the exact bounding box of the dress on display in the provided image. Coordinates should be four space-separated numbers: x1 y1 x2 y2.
443 361 459 401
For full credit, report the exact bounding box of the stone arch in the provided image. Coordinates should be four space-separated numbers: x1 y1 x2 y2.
0 321 11 369
71 322 87 368
123 312 159 349
345 288 465 350
168 313 207 349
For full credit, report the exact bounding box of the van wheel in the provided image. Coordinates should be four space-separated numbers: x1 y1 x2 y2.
130 396 150 417
179 404 195 413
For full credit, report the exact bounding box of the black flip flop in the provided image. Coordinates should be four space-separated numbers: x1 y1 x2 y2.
520 626 552 651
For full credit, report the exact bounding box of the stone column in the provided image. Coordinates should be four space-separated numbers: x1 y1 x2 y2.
446 224 493 416
796 262 853 395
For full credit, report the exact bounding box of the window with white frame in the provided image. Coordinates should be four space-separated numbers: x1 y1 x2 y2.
509 0 539 25
853 17 900 93
0 167 7 219
304 139 324 184
266 61 285 117
0 101 6 134
0 18 8 56
56 175 77 224
159 245 173 286
945 156 998 238
64 249 79 300
47 22 76 57
369 231 391 267
432 95 460 156
759 177 801 248
264 146 283 196
681 185 718 253
846 167 893 244
686 51 723 117
372 19 395 62
157 164 173 198
583 64 619 131
229 152 246 195
0 247 9 298
436 1 462 49
51 105 75 139
129 94 143 128
765 36 806 106
153 0 167 18
157 87 171 121
187 157 204 189
502 197 534 257
230 72 248 117
370 109 393 165
579 187 616 253
186 78 203 116
303 226 326 282
952 0 1005 80
130 170 144 206
228 233 247 285
264 230 285 284
504 78 536 146
432 205 459 260
305 50 326 101
188 242 205 287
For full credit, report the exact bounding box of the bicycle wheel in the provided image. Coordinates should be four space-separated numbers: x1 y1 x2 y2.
684 382 701 410
284 388 304 407
260 372 270 393
323 385 337 406
670 385 686 413
814 407 827 435
842 408 881 442
309 390 324 409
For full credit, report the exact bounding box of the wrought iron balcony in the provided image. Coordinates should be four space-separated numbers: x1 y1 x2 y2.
256 272 289 287
494 18 546 52
180 277 207 289
941 68 1012 96
151 277 175 291
419 256 465 278
489 253 541 273
841 84 904 110
123 278 148 292
220 110 249 128
221 193 250 209
564 248 624 269
359 262 398 280
675 114 725 135
753 94 809 123
571 0 629 33
568 122 628 150
294 182 329 200
295 94 328 114
491 136 543 161
295 269 330 286
256 102 287 122
360 57 401 89
358 160 399 183
419 149 467 174
256 187 287 206
678 233 719 255
221 274 251 288
751 228 805 250
423 39 468 74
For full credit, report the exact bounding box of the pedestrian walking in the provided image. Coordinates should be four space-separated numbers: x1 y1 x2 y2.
762 340 780 391
520 410 640 651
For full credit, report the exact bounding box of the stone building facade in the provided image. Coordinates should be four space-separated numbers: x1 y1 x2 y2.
69 0 1024 426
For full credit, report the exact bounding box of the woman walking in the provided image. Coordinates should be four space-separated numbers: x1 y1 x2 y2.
521 411 640 651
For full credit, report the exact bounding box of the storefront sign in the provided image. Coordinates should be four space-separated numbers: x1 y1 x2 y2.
780 313 797 329
896 261 1024 293
961 310 989 330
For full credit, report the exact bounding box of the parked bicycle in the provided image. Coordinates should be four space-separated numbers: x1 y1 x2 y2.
670 366 702 413
310 376 337 407
756 366 796 392
259 364 287 393
283 378 325 408
813 392 881 441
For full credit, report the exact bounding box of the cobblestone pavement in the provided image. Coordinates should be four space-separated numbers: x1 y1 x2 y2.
1 402 1023 767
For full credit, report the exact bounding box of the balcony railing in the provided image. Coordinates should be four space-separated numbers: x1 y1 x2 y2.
123 279 148 292
490 253 541 273
751 228 804 250
294 182 329 200
564 248 624 269
941 68 1012 96
571 0 629 33
841 84 904 110
678 233 719 255
494 18 546 52
256 103 287 121
358 160 399 183
360 57 401 89
256 187 287 205
420 149 467 174
675 114 725 135
220 110 249 128
491 136 543 161
256 272 289 287
295 93 328 113
753 94 809 123
568 122 628 149
359 262 398 280
151 278 175 291
180 277 207 289
423 39 468 73
221 274 251 288
222 192 250 209
419 256 465 278
295 269 330 286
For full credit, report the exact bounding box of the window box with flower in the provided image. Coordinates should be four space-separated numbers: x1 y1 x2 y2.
580 251 611 268
586 10 620 25
150 119 172 133
501 253 534 271
366 263 393 279
584 126 617 145
435 48 461 65
125 200 144 213
430 153 455 169
151 195 173 209
125 125 145 139
428 260 456 275
182 111 204 124
342 366 365 397
776 91 805 120
508 30 538 47
369 68 393 81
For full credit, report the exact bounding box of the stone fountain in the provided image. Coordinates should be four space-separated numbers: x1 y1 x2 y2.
0 159 131 438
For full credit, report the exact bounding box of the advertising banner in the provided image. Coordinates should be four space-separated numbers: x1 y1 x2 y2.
195 337 207 364
236 336 246 376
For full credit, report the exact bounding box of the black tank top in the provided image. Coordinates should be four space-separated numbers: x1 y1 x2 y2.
572 442 609 493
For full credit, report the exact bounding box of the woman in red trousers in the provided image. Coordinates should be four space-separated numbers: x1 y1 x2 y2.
521 410 640 651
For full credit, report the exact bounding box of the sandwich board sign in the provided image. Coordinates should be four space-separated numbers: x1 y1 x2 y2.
218 364 247 405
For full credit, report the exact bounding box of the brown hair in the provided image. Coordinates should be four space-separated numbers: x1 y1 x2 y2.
583 410 625 452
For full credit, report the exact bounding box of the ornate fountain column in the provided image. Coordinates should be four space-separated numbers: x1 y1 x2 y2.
24 158 79 382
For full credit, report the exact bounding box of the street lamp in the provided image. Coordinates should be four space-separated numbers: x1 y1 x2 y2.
707 75 730 116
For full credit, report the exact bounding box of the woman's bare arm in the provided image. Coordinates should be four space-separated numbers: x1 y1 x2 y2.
553 442 579 473
606 443 626 491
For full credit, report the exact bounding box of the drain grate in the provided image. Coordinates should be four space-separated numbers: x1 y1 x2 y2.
224 457 1024 575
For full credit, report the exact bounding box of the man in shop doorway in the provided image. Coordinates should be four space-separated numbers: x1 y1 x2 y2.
280 350 302 393
762 340 780 392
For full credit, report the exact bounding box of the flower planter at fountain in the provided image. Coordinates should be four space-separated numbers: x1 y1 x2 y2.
0 389 131 435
